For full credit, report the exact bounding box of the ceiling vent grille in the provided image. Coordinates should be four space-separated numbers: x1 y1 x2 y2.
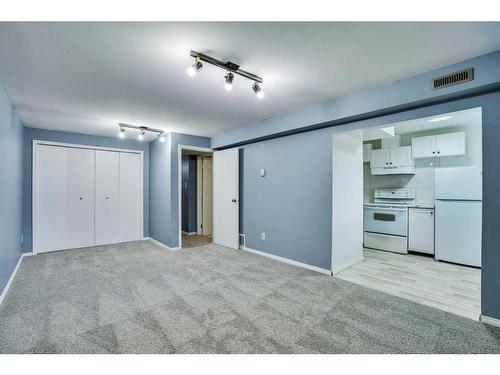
432 68 474 90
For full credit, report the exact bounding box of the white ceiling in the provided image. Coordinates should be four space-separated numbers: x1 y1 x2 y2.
362 107 481 141
0 22 499 140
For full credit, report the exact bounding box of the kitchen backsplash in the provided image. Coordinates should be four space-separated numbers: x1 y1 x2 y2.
364 160 437 204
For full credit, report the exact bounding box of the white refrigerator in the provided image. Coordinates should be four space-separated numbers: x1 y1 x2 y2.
435 166 482 267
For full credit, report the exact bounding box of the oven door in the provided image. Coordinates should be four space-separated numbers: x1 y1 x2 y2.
364 206 407 236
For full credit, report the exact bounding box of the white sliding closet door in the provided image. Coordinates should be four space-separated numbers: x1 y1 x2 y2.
35 145 69 253
95 150 120 245
119 152 142 242
66 148 95 249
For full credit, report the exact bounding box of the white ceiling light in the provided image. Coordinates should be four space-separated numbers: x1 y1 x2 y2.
186 59 203 77
428 115 453 122
118 123 165 142
252 82 264 99
224 72 234 91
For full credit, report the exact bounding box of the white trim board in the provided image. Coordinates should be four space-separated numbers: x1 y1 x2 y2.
480 315 500 328
240 246 332 276
177 144 213 250
0 252 34 306
182 231 197 236
148 237 181 251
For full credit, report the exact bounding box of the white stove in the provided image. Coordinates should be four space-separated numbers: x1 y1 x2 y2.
363 189 416 254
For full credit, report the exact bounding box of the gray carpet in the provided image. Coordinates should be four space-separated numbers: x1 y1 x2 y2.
0 240 499 354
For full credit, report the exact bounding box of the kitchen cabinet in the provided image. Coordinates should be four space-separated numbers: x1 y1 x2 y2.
370 146 415 175
411 131 465 159
408 207 435 254
371 146 413 168
363 144 372 162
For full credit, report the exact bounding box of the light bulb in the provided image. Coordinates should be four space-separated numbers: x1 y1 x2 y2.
118 128 125 138
138 131 145 141
225 72 234 91
252 82 264 99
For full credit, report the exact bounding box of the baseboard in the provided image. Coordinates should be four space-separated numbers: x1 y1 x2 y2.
0 252 33 306
181 231 197 236
240 246 332 276
148 237 181 251
142 237 151 241
331 256 364 275
480 315 500 328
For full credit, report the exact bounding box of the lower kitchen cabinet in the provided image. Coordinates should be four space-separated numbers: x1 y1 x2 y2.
408 207 435 254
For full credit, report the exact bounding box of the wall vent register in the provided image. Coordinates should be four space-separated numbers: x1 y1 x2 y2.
431 67 474 90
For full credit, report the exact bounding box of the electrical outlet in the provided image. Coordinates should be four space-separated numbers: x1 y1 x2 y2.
260 232 266 240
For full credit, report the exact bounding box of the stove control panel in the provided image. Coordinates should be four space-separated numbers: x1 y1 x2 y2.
374 189 416 200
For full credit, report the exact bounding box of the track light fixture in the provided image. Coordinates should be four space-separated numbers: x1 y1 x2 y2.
224 72 234 91
187 50 264 99
118 127 126 138
118 123 165 142
187 58 203 77
252 82 264 99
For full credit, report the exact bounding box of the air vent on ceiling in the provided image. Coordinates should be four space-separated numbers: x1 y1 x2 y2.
431 68 474 90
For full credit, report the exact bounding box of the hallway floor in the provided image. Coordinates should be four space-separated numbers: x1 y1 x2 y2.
182 234 212 248
335 249 481 320
0 241 498 353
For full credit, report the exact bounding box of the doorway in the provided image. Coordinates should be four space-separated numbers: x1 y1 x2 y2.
331 107 482 320
180 147 213 249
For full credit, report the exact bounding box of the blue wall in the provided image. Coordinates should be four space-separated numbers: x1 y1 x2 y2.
22 127 150 252
0 84 24 295
181 155 197 233
149 133 171 246
150 133 210 248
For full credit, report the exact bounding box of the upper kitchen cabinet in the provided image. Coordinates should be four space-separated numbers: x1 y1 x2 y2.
371 146 415 175
411 131 466 159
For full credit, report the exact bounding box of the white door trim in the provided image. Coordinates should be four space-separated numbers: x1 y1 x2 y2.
32 139 144 254
177 144 213 249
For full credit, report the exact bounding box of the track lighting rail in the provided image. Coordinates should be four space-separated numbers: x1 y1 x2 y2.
190 51 263 83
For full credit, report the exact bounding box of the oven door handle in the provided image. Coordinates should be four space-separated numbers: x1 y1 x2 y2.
364 206 407 212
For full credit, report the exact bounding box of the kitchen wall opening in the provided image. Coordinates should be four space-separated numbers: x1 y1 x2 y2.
331 107 482 320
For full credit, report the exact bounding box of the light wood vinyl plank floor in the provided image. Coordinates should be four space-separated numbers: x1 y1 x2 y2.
335 249 481 320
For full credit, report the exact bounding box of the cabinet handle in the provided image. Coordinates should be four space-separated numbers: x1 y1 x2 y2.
437 151 440 154
79 197 83 200
432 151 435 154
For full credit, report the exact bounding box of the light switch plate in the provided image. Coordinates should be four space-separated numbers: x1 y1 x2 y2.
260 169 266 177
260 232 266 240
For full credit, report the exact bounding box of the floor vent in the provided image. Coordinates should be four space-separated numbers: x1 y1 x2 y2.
431 68 474 90
239 234 246 247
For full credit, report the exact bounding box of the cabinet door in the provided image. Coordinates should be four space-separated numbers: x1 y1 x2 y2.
391 146 414 167
411 135 436 158
95 150 121 245
35 145 69 253
119 152 142 242
408 208 434 254
436 132 465 157
370 149 388 168
66 148 95 249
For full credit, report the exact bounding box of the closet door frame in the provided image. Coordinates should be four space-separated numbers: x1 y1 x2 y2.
32 140 144 254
